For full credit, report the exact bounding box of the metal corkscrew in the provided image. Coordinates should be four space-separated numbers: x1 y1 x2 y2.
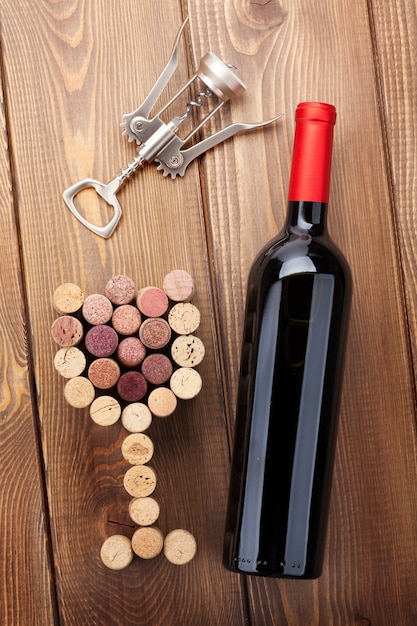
63 17 281 238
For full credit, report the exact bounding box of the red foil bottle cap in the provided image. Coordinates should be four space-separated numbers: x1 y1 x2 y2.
288 102 336 203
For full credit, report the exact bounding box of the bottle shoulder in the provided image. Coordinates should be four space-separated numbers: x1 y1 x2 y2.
251 231 351 283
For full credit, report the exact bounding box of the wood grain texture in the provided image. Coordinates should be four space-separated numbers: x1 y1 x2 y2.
371 0 417 374
2 0 417 624
0 47 57 626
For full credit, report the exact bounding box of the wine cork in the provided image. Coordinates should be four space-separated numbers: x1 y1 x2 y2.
88 358 121 389
111 304 142 336
51 315 83 347
100 535 133 570
90 395 121 426
82 294 113 325
139 318 171 350
117 337 146 368
141 353 173 385
85 325 118 358
171 335 205 368
121 433 154 465
121 402 152 433
117 371 148 403
105 275 136 305
147 387 177 418
168 302 201 335
128 496 160 526
64 376 95 408
136 286 169 318
123 464 157 497
54 346 86 378
131 526 164 559
53 283 84 314
163 270 194 302
170 367 202 400
163 529 197 565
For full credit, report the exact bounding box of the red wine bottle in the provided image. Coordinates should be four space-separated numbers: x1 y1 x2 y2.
223 102 351 579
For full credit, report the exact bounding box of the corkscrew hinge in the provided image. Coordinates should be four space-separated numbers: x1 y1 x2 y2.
63 17 281 238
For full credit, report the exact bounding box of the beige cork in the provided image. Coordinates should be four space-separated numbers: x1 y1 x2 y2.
170 367 202 400
171 335 205 368
163 529 197 565
54 346 86 378
147 387 177 418
128 496 160 526
168 302 201 335
100 534 133 570
121 433 154 465
123 464 157 497
162 270 194 302
64 376 95 408
53 283 84 314
131 526 164 559
90 395 121 426
121 402 152 433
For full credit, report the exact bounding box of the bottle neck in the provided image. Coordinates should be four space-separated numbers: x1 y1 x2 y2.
286 201 327 236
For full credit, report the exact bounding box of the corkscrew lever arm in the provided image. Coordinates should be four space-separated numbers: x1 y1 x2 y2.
155 115 283 178
124 18 189 127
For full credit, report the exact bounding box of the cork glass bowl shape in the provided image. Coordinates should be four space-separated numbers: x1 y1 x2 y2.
51 271 200 569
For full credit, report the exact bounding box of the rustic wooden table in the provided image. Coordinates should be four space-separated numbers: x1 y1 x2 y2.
1 1 417 624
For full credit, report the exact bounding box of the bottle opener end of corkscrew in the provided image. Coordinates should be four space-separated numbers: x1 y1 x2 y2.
63 17 281 238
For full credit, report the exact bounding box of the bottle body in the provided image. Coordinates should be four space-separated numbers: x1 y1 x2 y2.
223 103 351 579
223 204 351 577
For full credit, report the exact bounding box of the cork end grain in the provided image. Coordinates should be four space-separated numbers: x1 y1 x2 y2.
121 433 154 465
51 315 84 347
64 376 95 408
53 283 84 314
82 294 113 325
162 270 194 302
128 496 160 526
105 275 136 305
121 402 152 433
123 464 157 497
90 395 121 426
100 535 133 570
136 286 169 317
132 526 164 559
164 529 197 565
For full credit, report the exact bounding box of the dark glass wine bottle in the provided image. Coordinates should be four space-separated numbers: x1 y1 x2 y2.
223 102 352 579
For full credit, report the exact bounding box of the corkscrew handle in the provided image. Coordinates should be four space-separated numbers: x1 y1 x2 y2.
63 177 123 239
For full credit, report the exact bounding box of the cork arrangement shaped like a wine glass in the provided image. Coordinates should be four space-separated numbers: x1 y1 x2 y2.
51 270 202 569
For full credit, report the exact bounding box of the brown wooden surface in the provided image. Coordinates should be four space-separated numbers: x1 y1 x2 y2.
1 1 417 624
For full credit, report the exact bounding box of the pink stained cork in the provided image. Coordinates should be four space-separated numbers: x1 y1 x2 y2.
141 353 173 386
136 286 169 318
111 304 142 336
51 315 84 347
139 317 171 350
162 270 194 302
105 275 136 305
85 325 118 358
82 294 113 325
88 358 121 390
117 337 146 368
117 371 148 402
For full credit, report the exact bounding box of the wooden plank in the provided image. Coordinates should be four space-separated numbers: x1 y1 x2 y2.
187 0 417 623
0 37 57 626
1 1 246 624
371 2 417 370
